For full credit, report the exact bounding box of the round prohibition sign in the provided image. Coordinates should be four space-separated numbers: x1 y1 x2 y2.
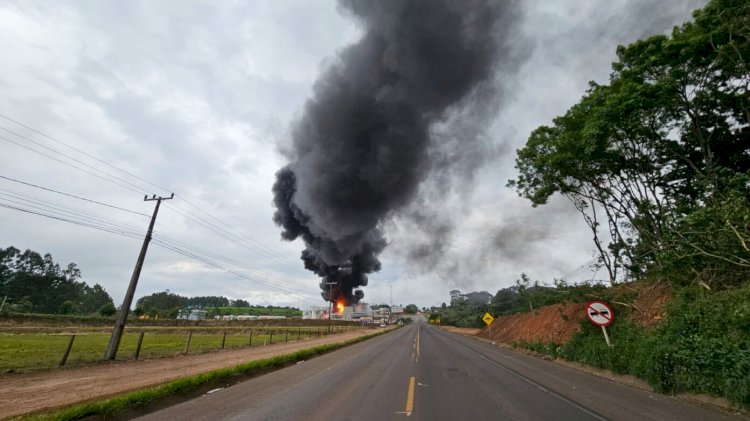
586 301 614 327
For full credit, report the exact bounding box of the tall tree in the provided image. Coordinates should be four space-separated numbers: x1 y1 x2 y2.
509 0 749 286
0 246 114 314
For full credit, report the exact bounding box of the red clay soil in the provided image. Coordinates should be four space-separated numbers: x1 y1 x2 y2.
477 281 673 345
478 302 587 344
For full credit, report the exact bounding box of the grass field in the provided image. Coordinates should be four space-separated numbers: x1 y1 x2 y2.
0 325 357 373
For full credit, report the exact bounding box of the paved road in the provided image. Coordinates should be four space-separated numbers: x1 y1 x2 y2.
135 320 744 420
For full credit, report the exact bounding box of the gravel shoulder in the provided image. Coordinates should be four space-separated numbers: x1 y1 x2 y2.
0 329 379 419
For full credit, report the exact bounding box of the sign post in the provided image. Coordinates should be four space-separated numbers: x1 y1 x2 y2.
482 312 495 337
585 301 614 347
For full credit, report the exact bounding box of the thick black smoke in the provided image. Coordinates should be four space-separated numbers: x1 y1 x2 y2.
272 0 515 305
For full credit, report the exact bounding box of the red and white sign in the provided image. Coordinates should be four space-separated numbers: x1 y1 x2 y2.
586 301 614 326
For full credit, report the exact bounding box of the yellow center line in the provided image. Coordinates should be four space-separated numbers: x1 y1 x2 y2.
405 376 415 415
416 326 420 359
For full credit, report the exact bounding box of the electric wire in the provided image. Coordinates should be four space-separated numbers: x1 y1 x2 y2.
170 195 306 270
0 194 320 303
151 233 308 290
150 238 319 304
0 175 149 217
0 113 172 194
0 126 153 194
0 203 145 240
164 201 308 276
0 190 146 235
0 115 302 270
0 134 146 195
0 116 310 279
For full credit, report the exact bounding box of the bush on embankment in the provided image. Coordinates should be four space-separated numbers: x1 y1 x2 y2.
518 284 750 407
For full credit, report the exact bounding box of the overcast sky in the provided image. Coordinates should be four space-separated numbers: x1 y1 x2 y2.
0 0 706 310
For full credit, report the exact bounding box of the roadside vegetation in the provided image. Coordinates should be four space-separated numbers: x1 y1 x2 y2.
20 329 391 421
436 0 750 407
0 324 358 373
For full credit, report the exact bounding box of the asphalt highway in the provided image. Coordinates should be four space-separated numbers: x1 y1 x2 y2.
134 320 744 420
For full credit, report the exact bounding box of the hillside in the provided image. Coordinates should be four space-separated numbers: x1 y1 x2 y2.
477 281 672 344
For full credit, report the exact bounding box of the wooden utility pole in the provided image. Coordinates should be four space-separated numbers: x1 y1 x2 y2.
104 193 173 360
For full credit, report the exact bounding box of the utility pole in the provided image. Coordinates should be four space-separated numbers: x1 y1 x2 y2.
104 193 173 360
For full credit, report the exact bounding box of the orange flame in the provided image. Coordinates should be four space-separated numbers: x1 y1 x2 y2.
336 300 345 314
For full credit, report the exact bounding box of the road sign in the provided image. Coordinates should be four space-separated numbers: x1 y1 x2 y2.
482 312 494 326
586 301 614 326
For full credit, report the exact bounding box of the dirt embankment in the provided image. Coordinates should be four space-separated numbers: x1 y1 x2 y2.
477 281 672 344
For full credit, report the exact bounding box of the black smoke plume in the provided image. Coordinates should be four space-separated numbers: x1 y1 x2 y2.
272 0 515 305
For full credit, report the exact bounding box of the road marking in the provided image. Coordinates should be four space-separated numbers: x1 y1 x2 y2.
405 376 415 416
416 326 420 359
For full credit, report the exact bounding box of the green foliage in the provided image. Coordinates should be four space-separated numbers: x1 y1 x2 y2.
519 284 750 407
187 296 229 308
0 246 114 315
99 303 116 317
135 291 301 318
658 191 750 288
491 274 607 315
508 0 750 286
435 301 485 328
642 285 750 405
207 306 302 317
135 291 187 317
404 304 418 314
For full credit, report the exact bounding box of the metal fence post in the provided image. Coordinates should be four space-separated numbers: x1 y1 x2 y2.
285 330 289 343
221 330 227 350
249 329 253 347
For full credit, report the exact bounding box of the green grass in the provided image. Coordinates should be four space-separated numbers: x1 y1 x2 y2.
0 326 354 372
15 328 391 421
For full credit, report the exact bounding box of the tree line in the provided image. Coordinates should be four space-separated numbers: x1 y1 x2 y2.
0 246 115 316
134 290 301 319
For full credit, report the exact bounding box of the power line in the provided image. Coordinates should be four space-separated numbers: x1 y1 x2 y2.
0 115 308 276
0 175 149 217
164 201 308 275
0 191 146 234
0 195 320 303
172 195 305 268
0 134 145 195
0 113 172 195
151 233 315 298
0 125 153 194
0 203 145 240
152 239 319 303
